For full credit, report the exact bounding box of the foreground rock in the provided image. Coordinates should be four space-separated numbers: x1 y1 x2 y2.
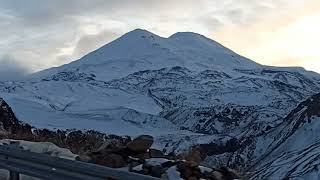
75 135 242 179
0 98 32 138
127 135 154 153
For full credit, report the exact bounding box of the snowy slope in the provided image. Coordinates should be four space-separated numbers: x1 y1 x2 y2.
1 29 320 179
33 29 261 81
249 93 320 179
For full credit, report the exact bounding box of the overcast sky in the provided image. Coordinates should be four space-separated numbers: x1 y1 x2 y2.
0 0 319 80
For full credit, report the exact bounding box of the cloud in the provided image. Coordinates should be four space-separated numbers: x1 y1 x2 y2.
0 0 224 72
55 29 121 64
73 30 121 58
211 0 320 72
0 55 31 81
0 0 319 73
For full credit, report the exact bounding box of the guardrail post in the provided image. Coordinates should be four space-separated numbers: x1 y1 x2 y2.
9 171 19 180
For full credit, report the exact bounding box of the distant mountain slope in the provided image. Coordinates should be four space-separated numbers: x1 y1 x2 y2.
250 93 320 179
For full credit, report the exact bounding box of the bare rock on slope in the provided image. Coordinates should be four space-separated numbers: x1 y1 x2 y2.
127 135 154 153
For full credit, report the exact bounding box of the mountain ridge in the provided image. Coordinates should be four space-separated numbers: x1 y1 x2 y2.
32 29 261 81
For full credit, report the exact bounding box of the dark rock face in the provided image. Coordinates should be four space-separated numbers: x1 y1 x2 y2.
0 98 21 131
285 93 320 121
149 149 165 158
0 98 32 137
177 161 199 179
94 153 127 168
126 135 154 153
33 129 132 156
176 161 240 180
42 71 96 82
184 150 203 167
198 138 240 156
149 165 164 178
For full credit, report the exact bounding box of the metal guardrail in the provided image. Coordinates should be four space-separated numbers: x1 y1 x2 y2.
0 145 159 180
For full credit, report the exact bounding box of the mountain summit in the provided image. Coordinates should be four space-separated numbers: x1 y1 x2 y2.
35 29 260 81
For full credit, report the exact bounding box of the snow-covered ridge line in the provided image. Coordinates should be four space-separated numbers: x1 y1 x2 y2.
31 29 261 81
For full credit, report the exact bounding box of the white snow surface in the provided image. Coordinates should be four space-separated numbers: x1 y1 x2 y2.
166 166 183 180
0 139 77 180
33 29 260 81
0 139 77 160
251 117 320 179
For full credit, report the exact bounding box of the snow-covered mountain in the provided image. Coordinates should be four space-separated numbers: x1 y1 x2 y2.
33 29 261 81
1 29 320 179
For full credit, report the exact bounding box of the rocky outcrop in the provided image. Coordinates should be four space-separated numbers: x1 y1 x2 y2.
127 135 154 153
82 134 241 179
77 135 166 168
0 98 32 137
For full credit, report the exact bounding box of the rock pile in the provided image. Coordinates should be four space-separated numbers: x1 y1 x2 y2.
75 135 241 180
77 135 161 168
